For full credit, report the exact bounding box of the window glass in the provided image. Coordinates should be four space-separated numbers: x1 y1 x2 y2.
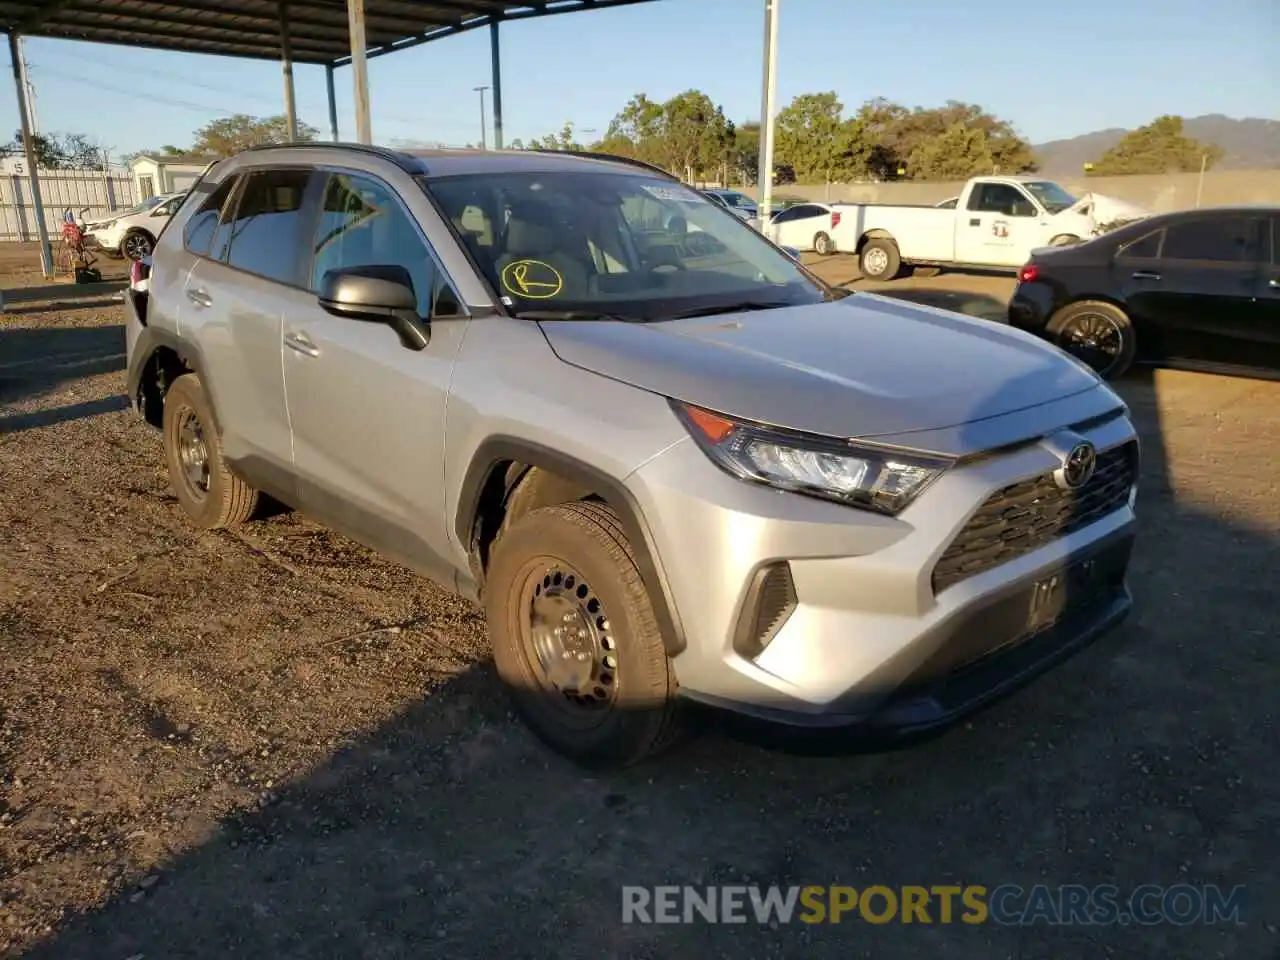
183 177 238 257
311 173 456 317
1119 230 1162 259
969 183 1034 216
425 171 822 321
224 170 312 283
1022 181 1077 214
1162 217 1257 263
154 196 183 217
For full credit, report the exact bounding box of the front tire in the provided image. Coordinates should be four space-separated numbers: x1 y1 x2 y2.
121 230 154 262
859 237 901 280
813 231 836 256
485 501 682 769
1046 300 1136 379
162 373 260 529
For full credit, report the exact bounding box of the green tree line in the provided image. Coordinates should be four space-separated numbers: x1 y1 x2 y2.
516 92 1225 183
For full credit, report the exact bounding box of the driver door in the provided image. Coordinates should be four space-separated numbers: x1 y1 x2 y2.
956 183 1043 266
282 170 472 586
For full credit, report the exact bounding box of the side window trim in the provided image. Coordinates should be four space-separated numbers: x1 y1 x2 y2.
181 172 241 258
312 164 470 318
1117 228 1163 260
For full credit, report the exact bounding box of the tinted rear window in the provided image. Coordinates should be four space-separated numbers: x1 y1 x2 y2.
183 177 238 257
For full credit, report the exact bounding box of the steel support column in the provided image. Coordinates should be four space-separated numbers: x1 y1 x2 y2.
279 2 298 140
756 0 780 223
8 32 52 276
489 20 503 150
346 0 372 143
325 63 339 141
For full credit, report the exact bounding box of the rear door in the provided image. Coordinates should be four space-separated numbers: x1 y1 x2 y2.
179 166 319 496
1119 214 1265 368
769 204 829 248
1249 215 1280 371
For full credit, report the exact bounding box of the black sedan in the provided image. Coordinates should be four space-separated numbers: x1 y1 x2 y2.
1007 206 1278 379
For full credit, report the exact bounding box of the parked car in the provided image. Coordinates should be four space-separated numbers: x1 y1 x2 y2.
761 201 844 255
701 188 758 220
125 144 1139 768
1008 206 1279 380
84 192 185 261
792 176 1153 280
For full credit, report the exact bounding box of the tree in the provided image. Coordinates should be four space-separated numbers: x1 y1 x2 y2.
602 94 666 166
6 130 107 169
525 122 585 152
856 98 1036 180
190 114 319 157
906 123 994 180
1088 115 1223 175
773 92 870 182
660 90 734 181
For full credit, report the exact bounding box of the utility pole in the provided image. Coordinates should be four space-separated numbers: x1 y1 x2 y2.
756 0 780 224
474 85 490 150
18 37 37 135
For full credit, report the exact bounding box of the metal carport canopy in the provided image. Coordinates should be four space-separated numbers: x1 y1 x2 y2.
0 0 665 274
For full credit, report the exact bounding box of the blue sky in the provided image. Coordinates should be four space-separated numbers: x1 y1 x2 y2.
1 0 1276 160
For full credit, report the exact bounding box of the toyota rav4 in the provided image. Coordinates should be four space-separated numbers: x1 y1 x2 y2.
124 144 1139 768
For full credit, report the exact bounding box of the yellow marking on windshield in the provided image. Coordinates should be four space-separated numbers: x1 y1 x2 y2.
500 259 564 299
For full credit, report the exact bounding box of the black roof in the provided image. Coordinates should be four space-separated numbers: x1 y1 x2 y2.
1 0 663 66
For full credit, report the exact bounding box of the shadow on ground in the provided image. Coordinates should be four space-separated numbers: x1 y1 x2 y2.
0 323 126 413
6 311 1276 957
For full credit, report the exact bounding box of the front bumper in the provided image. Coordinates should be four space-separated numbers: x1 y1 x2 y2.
83 230 121 253
627 404 1138 732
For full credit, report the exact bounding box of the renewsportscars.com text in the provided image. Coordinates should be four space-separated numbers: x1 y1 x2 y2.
621 884 1246 926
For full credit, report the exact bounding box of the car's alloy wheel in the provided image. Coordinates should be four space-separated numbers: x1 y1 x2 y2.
175 408 211 500
1058 310 1125 376
123 232 152 261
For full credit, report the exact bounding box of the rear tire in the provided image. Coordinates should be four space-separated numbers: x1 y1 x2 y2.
1046 300 1136 380
485 501 682 769
859 237 901 280
813 231 836 256
162 373 259 529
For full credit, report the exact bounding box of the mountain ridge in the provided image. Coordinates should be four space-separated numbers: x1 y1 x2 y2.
1032 114 1280 175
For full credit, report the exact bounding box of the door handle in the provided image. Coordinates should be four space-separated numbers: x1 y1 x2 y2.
1131 271 1161 281
284 331 320 357
969 218 981 227
185 287 212 308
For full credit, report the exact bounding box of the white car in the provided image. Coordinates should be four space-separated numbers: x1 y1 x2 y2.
84 192 185 261
763 176 1153 280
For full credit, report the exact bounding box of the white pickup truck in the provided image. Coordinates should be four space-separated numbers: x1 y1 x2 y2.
760 175 1150 281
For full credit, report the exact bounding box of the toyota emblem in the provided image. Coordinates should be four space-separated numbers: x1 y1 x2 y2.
1055 441 1097 490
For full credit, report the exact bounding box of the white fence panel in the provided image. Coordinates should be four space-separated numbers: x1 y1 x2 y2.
0 170 138 242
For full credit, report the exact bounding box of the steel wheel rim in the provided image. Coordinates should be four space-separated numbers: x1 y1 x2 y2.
864 247 889 275
124 234 151 260
1060 312 1124 375
519 563 618 726
176 409 210 497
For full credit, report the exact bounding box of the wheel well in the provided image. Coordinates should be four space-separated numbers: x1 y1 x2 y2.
463 456 686 656
136 346 191 428
468 461 597 582
1051 295 1130 326
857 229 896 254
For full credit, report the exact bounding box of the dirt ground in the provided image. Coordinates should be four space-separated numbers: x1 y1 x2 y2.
1 242 1277 959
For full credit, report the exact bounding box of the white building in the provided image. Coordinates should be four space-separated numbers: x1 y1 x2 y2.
129 155 212 199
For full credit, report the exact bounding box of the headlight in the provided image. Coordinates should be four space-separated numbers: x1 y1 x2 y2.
672 401 951 516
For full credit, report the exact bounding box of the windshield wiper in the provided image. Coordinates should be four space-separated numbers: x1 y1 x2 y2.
664 301 795 321
514 309 645 323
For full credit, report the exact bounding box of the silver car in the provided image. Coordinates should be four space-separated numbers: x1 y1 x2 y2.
124 144 1139 768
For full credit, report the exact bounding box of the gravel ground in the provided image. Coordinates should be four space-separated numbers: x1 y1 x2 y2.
1 244 1277 959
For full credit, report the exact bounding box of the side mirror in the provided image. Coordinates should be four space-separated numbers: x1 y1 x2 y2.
318 264 429 351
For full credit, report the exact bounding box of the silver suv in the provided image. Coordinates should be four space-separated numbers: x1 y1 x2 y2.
124 144 1139 768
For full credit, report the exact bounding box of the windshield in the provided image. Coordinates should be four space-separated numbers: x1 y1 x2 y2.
118 196 162 216
424 171 828 321
719 192 756 209
1023 180 1078 214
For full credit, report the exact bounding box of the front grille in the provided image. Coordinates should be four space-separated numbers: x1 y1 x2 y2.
932 440 1137 594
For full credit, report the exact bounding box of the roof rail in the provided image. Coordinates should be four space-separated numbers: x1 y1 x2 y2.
525 148 679 181
237 140 424 174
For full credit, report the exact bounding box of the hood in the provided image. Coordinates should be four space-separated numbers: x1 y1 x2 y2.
1068 192 1152 228
539 294 1107 455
